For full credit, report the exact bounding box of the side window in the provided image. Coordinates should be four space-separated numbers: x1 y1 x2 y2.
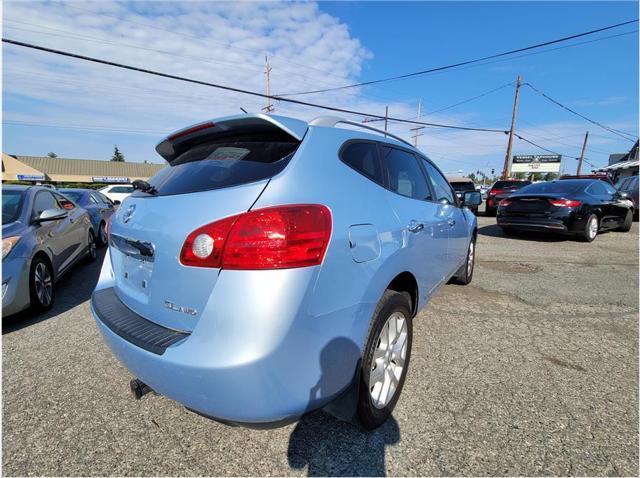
340 142 384 185
421 159 456 204
602 181 617 195
54 192 75 210
587 181 607 195
32 191 58 217
98 192 114 205
89 193 100 204
380 146 431 200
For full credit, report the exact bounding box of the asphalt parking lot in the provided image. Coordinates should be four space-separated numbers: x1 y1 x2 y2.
3 215 638 476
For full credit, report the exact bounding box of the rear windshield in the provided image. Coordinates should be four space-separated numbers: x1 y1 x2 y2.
60 191 83 203
493 180 531 189
450 182 476 192
2 190 25 223
145 134 299 196
516 181 584 194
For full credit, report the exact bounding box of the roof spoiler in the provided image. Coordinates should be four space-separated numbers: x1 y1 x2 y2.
155 113 308 163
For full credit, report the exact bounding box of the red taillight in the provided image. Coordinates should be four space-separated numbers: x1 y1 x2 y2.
168 122 215 141
180 205 332 270
499 198 512 207
548 199 582 208
489 189 504 196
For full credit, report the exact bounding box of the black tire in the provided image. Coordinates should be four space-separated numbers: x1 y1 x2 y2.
86 229 97 262
97 221 108 246
578 214 599 242
617 210 633 232
451 236 476 285
29 255 54 312
358 290 413 430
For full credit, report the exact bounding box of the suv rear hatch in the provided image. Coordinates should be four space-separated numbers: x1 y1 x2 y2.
108 114 306 332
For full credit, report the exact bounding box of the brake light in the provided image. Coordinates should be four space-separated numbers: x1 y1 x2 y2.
180 205 332 270
499 198 512 207
548 199 582 208
168 122 215 141
489 189 504 196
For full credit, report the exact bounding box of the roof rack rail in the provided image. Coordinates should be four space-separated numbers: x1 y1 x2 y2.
308 116 414 148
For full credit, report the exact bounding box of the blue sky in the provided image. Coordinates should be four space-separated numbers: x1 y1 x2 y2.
2 1 638 176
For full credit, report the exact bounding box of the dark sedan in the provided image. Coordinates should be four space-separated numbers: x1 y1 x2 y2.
497 179 634 242
616 176 639 219
59 189 117 246
485 179 531 216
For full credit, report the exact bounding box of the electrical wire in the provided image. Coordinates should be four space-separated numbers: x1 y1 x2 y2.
524 82 638 142
1 38 508 134
277 19 638 96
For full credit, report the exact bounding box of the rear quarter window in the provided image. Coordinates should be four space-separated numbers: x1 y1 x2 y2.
146 134 299 196
339 142 384 186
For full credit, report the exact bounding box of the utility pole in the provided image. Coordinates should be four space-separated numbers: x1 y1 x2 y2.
384 106 388 133
410 99 425 147
502 75 522 179
263 56 274 114
577 131 589 175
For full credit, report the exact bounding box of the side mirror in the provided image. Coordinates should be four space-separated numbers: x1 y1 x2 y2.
463 191 482 207
36 208 68 222
113 200 121 205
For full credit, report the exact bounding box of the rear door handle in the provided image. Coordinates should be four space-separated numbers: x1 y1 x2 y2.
407 221 424 233
448 219 456 227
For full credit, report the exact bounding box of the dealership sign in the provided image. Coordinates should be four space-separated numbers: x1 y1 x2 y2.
92 176 129 183
511 154 561 173
17 174 45 181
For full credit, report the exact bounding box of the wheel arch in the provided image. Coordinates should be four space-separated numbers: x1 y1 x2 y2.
386 271 419 318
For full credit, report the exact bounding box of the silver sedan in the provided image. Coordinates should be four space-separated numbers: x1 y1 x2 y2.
2 185 97 316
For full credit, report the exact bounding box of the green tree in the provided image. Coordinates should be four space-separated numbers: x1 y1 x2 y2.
111 146 125 162
47 152 58 158
468 172 478 184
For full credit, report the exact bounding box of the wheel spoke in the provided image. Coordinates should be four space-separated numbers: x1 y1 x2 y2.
370 364 384 386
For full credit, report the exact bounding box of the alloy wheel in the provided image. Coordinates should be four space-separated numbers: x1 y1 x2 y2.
467 240 475 276
99 223 107 245
369 311 408 409
34 262 53 307
89 231 97 259
588 217 598 239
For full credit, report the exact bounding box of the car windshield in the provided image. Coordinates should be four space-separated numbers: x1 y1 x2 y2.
493 180 531 189
516 181 584 194
2 190 25 223
60 191 84 203
451 182 476 193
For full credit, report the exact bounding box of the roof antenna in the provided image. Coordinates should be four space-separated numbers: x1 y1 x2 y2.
240 107 248 114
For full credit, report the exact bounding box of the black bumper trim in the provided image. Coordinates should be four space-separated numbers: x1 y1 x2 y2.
92 287 189 355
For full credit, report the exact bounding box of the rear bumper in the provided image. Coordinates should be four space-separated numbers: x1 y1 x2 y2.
497 217 569 232
91 250 363 425
497 209 587 234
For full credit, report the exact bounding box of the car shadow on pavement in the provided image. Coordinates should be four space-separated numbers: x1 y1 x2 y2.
287 337 400 476
478 224 571 242
287 411 400 476
2 248 106 334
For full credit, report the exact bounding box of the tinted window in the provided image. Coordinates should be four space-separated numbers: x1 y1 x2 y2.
110 186 134 193
586 181 608 195
146 134 299 196
97 192 114 205
340 142 384 185
602 182 617 195
2 190 25 223
61 191 84 203
33 191 58 217
493 180 531 189
54 192 76 210
380 146 431 200
516 181 583 194
421 159 455 204
450 181 476 193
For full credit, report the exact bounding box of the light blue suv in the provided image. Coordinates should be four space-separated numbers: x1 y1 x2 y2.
91 114 480 430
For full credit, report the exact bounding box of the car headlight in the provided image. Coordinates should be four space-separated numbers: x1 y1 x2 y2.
2 236 21 259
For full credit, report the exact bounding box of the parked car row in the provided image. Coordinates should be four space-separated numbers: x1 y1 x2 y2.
2 185 119 316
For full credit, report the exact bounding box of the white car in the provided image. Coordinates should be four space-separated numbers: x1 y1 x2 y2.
99 184 134 204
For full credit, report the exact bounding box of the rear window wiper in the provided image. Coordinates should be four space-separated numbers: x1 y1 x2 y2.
132 179 158 195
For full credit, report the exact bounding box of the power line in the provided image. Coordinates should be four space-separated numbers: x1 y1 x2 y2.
514 133 600 168
277 19 638 96
1 38 508 134
524 82 638 142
